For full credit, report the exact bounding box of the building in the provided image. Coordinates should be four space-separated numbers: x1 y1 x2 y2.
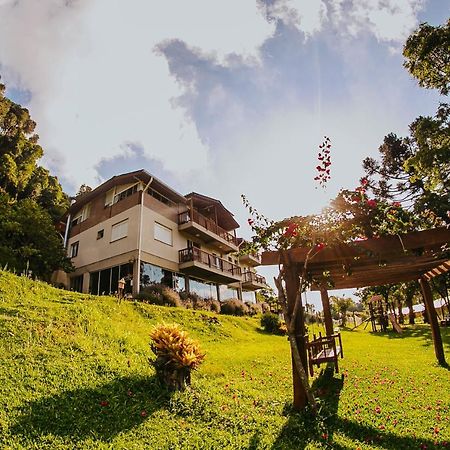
63 169 267 302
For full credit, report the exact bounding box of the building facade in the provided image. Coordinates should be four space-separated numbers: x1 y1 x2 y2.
64 170 266 302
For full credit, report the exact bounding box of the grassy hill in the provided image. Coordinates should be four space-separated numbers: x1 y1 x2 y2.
0 271 449 449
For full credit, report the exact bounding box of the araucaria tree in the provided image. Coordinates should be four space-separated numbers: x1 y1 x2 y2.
0 78 71 277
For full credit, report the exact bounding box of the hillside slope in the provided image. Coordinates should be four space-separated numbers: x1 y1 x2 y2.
0 271 449 450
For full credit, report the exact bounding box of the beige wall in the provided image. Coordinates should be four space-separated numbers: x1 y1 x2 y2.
68 205 140 269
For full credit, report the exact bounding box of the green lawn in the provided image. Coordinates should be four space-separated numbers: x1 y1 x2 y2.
0 271 448 449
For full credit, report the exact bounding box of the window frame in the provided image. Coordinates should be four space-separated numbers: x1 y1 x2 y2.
154 222 173 246
110 219 129 243
70 241 79 258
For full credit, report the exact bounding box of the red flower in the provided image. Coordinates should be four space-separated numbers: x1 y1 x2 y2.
361 178 368 186
284 223 298 238
367 199 377 208
315 242 326 251
127 390 133 397
321 433 328 440
247 218 254 226
140 410 147 417
100 400 109 407
392 202 401 207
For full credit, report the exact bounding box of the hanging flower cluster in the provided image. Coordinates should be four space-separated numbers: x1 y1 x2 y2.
314 136 332 188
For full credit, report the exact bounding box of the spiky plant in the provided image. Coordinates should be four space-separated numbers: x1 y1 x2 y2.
149 323 205 390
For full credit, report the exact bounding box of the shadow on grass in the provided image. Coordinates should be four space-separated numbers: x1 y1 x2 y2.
270 367 445 450
11 375 170 444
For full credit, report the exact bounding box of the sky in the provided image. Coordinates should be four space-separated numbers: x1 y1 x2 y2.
0 0 448 308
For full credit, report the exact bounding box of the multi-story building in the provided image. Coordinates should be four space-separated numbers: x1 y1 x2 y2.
63 169 266 302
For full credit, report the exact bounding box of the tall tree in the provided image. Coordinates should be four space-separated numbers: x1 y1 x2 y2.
403 19 450 95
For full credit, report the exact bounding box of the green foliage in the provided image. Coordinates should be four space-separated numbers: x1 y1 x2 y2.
149 323 205 390
0 196 72 278
403 19 450 95
0 271 449 449
220 298 249 316
260 312 282 334
330 296 355 327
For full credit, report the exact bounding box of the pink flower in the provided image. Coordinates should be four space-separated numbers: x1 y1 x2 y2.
247 218 254 226
367 199 377 208
100 400 109 407
392 202 401 207
140 410 147 417
284 223 298 238
361 178 368 186
315 243 326 251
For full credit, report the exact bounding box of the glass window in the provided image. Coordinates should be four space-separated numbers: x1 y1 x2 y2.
242 290 256 304
97 229 104 239
219 285 239 301
111 219 128 242
89 271 99 295
70 241 79 258
154 222 172 246
70 275 83 292
189 278 218 300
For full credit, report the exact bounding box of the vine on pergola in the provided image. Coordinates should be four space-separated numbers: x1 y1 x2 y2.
241 139 445 412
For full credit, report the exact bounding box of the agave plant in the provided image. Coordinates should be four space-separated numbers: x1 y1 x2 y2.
149 323 205 391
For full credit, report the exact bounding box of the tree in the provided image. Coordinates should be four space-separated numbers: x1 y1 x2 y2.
0 79 68 221
0 195 72 279
0 78 71 278
330 296 354 327
403 19 450 95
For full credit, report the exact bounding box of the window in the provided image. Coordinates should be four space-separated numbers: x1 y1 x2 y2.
154 222 172 246
70 275 83 292
140 262 186 292
70 241 79 258
97 229 104 240
111 219 128 242
147 187 176 207
113 184 138 204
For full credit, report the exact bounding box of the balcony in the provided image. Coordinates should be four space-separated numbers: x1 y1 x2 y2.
179 247 242 284
178 210 239 253
238 253 261 267
242 271 267 290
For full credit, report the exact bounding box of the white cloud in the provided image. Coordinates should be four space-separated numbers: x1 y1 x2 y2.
0 0 273 189
264 0 328 36
328 0 425 43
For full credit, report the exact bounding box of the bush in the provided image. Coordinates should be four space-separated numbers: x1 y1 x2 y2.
136 284 181 307
220 298 248 316
150 323 205 391
261 312 285 334
209 299 221 313
248 302 263 316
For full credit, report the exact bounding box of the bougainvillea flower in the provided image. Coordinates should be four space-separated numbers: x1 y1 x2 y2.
367 199 377 208
361 178 368 186
100 400 109 407
315 242 326 251
284 223 298 238
247 218 254 226
140 410 148 417
392 202 401 207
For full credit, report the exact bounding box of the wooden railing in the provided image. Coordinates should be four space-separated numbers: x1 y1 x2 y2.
178 210 238 246
242 271 266 285
179 247 242 277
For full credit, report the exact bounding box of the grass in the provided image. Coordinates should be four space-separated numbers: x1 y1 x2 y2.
0 270 449 449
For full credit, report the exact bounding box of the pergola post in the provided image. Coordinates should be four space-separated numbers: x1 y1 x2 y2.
320 286 334 336
419 277 446 366
284 264 308 410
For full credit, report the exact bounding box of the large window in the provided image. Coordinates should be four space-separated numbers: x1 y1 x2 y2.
89 263 133 295
70 241 79 258
113 184 138 204
111 219 128 242
140 262 185 292
219 285 239 301
70 275 83 292
189 278 218 300
242 290 256 304
154 222 172 246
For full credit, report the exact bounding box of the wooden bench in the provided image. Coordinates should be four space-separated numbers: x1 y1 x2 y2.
305 332 343 377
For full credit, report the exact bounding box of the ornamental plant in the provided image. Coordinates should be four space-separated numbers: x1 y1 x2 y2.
149 323 205 391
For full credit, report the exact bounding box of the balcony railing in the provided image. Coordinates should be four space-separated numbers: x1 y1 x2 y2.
178 210 238 247
242 271 266 285
179 247 242 277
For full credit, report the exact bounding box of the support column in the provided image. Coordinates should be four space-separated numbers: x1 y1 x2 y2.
419 277 446 366
284 264 308 410
320 286 334 336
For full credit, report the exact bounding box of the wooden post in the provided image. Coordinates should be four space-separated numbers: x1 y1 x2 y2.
320 286 334 336
284 264 308 410
419 277 446 366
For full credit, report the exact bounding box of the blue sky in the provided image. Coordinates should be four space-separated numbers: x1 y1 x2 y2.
0 0 448 307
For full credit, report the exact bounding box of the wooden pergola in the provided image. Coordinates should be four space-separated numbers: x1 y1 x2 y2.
261 227 450 410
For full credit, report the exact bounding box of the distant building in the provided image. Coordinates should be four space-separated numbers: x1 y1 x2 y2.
59 169 266 302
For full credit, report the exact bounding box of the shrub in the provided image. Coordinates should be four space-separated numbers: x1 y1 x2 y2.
149 323 205 391
135 288 163 305
161 286 181 307
220 298 248 316
261 312 281 333
193 297 209 311
248 302 263 316
209 299 221 313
